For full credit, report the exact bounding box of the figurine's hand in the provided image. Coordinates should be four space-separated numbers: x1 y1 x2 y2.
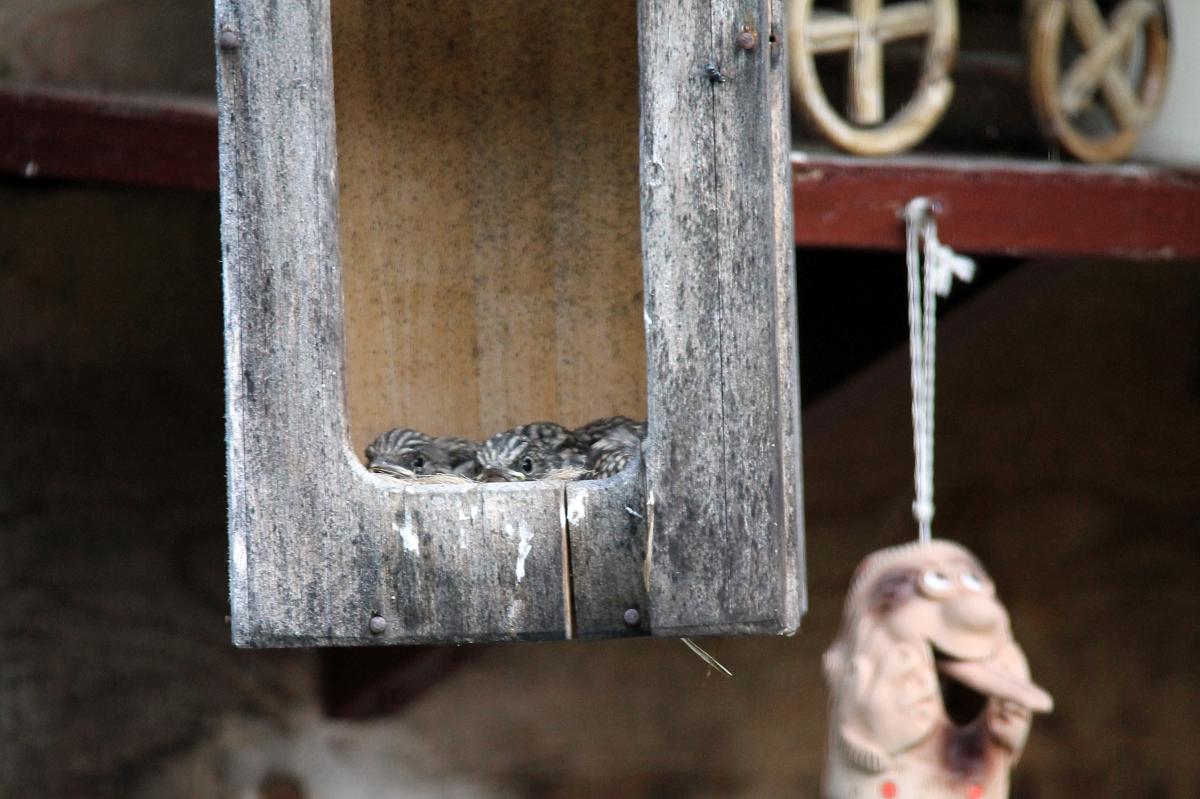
988 697 1033 758
984 642 1041 759
843 643 941 758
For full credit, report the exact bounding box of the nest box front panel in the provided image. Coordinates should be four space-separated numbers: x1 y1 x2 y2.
217 0 803 646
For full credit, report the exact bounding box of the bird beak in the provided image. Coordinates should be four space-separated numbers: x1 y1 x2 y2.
369 462 415 479
480 466 523 482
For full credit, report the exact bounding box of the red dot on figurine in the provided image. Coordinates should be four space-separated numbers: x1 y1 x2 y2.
967 785 983 799
881 782 897 798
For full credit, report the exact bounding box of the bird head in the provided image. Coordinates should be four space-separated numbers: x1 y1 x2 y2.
476 428 562 481
365 428 455 478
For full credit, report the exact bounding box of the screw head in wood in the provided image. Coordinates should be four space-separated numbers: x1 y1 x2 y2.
735 29 758 51
218 25 241 50
623 608 641 627
368 614 387 634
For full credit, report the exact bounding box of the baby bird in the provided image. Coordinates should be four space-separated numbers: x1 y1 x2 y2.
365 428 478 479
585 423 643 478
435 436 482 479
573 416 647 448
521 421 581 454
476 423 581 481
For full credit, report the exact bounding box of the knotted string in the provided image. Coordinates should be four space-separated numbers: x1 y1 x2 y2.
903 198 975 543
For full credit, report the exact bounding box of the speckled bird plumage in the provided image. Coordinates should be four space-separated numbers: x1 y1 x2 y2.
435 435 482 478
584 422 643 478
367 417 644 482
572 415 645 448
476 426 574 481
365 428 478 479
520 421 579 453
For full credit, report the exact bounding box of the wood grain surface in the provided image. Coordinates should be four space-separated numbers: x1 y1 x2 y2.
332 0 647 451
218 0 566 646
639 0 803 636
220 0 802 645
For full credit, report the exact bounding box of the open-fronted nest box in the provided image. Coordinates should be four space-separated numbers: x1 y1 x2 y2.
217 0 804 646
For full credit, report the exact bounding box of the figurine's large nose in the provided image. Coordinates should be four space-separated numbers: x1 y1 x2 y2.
943 594 1000 632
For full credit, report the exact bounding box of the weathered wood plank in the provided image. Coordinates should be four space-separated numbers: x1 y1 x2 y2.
638 0 726 637
565 461 649 639
217 0 350 645
377 481 569 643
713 0 789 628
639 0 803 635
218 0 571 646
769 0 808 627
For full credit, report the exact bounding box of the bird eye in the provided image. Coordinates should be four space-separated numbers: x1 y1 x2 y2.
520 456 534 474
919 570 953 596
411 455 425 470
960 573 985 592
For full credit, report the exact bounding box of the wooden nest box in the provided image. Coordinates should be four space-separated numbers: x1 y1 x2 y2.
217 0 804 646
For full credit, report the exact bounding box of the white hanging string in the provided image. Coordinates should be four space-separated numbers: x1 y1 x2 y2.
903 198 976 543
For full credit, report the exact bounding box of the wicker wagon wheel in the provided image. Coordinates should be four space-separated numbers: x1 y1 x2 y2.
788 0 960 156
1028 0 1171 163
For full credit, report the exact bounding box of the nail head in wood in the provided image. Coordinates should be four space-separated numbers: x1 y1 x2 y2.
736 29 758 51
368 614 387 635
218 25 241 51
623 607 641 627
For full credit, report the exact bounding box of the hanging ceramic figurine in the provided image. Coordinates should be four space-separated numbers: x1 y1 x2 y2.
822 540 1053 799
823 201 1052 798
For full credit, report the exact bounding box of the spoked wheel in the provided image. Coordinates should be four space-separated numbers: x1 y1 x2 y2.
789 0 960 155
1027 0 1171 162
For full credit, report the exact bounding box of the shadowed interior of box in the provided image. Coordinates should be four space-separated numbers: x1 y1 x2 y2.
332 0 647 457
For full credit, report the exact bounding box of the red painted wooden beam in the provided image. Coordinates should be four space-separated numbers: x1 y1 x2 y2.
792 152 1200 261
0 86 217 192
3 87 1199 261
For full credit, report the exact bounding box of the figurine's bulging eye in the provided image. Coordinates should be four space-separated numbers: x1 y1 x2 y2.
960 573 985 592
920 570 953 595
520 456 534 475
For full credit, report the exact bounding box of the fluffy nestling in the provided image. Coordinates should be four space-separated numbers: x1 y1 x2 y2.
365 428 478 479
572 415 645 448
476 423 583 481
584 423 642 478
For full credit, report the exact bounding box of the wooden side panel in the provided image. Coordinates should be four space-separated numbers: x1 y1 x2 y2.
769 0 808 628
639 0 802 635
565 464 649 639
216 0 352 644
217 0 569 646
